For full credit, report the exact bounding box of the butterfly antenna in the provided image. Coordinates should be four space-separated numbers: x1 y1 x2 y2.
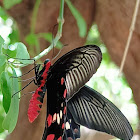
52 44 68 61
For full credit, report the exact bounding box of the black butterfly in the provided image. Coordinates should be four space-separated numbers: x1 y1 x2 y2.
28 45 133 140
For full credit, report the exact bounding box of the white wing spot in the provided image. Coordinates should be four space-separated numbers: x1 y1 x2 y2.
53 113 56 122
66 122 70 130
57 113 60 125
60 110 62 119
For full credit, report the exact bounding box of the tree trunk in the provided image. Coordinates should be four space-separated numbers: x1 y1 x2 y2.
95 0 140 118
0 0 139 139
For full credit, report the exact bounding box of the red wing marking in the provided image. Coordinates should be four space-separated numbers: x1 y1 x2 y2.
63 106 66 115
61 77 64 85
57 136 62 140
62 123 64 129
47 114 53 127
46 134 55 140
67 137 73 140
74 128 79 133
63 89 67 98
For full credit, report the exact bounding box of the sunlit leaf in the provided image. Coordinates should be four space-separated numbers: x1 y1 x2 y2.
0 7 8 21
0 72 11 113
3 0 22 10
65 0 87 38
0 36 4 46
2 69 19 133
0 100 5 133
0 36 4 54
9 28 19 44
15 42 31 64
0 115 4 133
0 54 6 67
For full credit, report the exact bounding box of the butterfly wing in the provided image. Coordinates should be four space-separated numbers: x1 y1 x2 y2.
42 45 102 140
48 45 102 98
63 108 80 140
67 85 133 140
42 76 67 140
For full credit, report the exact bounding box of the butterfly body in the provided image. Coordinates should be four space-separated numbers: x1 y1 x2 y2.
28 59 51 123
28 45 133 140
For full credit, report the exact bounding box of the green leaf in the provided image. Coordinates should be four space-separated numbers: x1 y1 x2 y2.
39 33 52 42
0 36 4 46
0 54 6 67
0 64 6 77
9 28 20 44
0 7 8 21
0 115 4 133
0 36 4 54
25 33 40 53
15 42 31 64
0 101 5 133
25 33 38 46
38 33 63 49
2 69 19 133
65 0 87 37
0 72 11 113
3 0 22 10
2 44 17 59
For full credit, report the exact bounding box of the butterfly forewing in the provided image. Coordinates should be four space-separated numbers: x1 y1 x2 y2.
48 45 102 98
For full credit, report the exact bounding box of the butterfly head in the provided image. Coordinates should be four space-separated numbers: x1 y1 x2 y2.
44 59 50 65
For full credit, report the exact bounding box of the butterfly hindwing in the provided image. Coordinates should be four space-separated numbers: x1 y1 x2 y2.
63 108 80 140
67 85 133 140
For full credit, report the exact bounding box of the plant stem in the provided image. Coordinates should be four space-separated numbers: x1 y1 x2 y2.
31 0 41 33
34 0 64 61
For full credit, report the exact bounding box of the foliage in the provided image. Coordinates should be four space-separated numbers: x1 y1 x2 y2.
0 36 31 135
3 0 22 10
65 0 87 38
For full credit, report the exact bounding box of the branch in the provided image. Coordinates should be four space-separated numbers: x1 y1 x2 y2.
119 0 140 75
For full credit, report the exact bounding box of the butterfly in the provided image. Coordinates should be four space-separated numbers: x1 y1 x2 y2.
27 45 133 140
